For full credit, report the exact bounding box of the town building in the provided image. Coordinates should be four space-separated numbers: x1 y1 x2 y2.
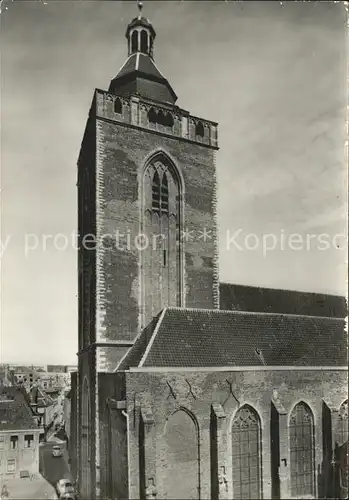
71 5 348 500
63 389 71 444
28 386 63 442
0 387 40 479
13 369 70 392
47 365 78 374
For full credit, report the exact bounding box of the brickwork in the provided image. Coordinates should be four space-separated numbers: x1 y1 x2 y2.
124 368 347 499
77 108 97 350
76 20 220 492
93 89 219 370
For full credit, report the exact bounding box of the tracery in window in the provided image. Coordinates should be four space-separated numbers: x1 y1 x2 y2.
151 170 160 211
337 399 348 446
142 157 182 326
160 173 169 213
231 405 262 500
289 402 315 498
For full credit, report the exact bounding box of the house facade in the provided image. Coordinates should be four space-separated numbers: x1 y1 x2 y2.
0 388 40 479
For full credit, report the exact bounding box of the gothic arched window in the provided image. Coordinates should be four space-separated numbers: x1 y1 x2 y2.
151 170 160 211
164 112 174 127
148 107 157 124
195 121 204 137
157 109 165 126
81 378 91 496
140 29 148 54
142 157 183 327
114 98 122 115
163 409 200 499
337 399 348 446
131 30 138 53
289 402 315 498
231 405 262 500
161 173 169 213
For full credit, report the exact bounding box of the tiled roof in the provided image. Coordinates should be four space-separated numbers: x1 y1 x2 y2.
115 53 164 81
0 387 38 431
119 308 347 369
117 312 163 370
109 53 177 103
219 283 347 318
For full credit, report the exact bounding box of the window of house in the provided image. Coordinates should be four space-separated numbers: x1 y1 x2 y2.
7 459 16 473
289 402 315 498
0 436 4 449
10 436 18 450
24 434 34 448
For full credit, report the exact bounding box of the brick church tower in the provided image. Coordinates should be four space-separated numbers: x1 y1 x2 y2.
76 3 219 498
72 5 348 500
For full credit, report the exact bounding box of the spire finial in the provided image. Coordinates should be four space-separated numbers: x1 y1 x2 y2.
137 0 143 17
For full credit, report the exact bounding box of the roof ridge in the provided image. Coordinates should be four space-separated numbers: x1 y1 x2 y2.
139 308 167 367
114 53 135 79
144 53 167 80
220 282 347 300
165 306 346 322
115 311 163 371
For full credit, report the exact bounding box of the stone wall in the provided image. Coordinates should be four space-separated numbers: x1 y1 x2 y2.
98 372 127 500
124 368 348 499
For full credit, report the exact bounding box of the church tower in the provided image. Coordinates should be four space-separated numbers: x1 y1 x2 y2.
76 4 219 496
78 1 219 373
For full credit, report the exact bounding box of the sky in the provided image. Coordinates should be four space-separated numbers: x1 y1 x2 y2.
0 0 347 365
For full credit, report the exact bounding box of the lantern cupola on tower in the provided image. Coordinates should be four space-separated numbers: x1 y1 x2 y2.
126 1 156 57
109 0 177 103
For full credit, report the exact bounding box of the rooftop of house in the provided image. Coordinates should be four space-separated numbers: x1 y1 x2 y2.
0 387 38 431
29 386 53 407
118 307 347 370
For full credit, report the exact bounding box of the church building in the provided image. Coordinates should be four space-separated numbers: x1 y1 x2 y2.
71 5 348 499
